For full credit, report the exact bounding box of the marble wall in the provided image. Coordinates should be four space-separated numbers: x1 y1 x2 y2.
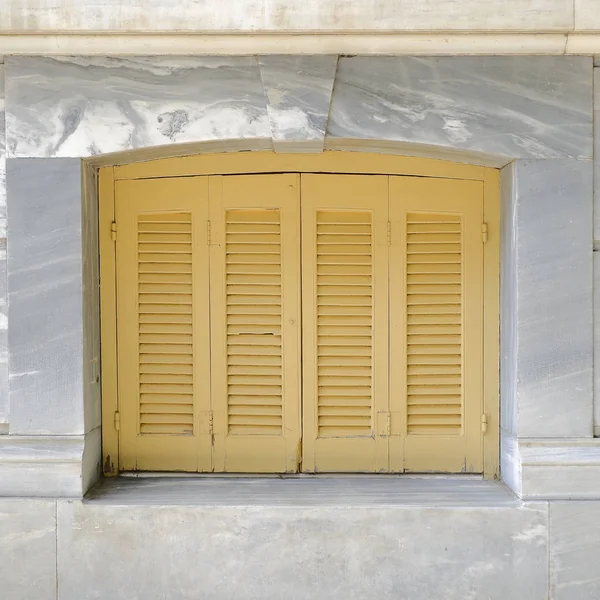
4 56 594 164
0 54 598 499
0 62 7 431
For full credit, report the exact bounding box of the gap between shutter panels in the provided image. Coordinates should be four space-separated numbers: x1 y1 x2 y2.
316 211 373 437
137 212 195 435
225 209 284 435
405 212 463 435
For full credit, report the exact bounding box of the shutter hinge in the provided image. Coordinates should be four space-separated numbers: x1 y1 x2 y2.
209 410 214 434
377 411 391 436
110 221 117 242
481 413 488 434
481 222 488 244
387 221 392 246
297 438 302 466
206 220 211 246
114 411 120 431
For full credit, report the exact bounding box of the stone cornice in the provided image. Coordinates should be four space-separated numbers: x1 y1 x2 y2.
0 33 599 56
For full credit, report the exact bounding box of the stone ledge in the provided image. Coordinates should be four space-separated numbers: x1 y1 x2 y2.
0 428 100 497
517 439 600 500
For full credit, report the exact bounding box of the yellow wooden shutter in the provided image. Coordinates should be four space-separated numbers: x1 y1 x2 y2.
301 174 389 472
389 176 484 473
209 174 301 472
116 177 211 472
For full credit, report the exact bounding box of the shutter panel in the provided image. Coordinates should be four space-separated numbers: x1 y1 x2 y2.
302 174 389 473
389 176 484 473
116 177 211 472
210 174 301 473
137 212 194 435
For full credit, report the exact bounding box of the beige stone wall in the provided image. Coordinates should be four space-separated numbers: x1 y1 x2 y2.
0 0 595 33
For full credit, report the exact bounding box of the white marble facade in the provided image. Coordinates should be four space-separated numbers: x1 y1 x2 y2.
0 52 600 600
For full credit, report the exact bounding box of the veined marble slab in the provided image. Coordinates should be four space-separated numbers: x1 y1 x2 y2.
5 56 271 158
258 55 337 152
0 65 7 426
328 56 593 160
512 159 593 438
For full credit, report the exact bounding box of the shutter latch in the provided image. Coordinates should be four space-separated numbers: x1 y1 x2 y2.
481 413 488 434
110 221 117 242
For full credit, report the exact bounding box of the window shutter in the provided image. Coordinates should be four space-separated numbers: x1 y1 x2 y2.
389 176 484 473
116 177 211 472
209 174 301 473
301 174 389 472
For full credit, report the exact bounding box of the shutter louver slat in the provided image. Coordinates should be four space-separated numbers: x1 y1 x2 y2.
406 213 463 436
137 213 194 436
316 211 373 437
226 209 283 436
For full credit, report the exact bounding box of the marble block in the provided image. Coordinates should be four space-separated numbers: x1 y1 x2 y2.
512 159 593 438
5 56 271 158
595 253 600 435
549 501 600 599
7 158 85 434
0 499 56 600
258 55 337 152
0 0 575 33
594 67 600 240
57 498 548 600
328 56 593 161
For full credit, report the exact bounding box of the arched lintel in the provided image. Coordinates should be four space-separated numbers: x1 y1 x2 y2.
86 137 509 183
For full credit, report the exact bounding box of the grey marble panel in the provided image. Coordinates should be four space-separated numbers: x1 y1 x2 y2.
0 499 56 600
0 434 89 497
328 57 593 161
549 501 600 599
5 56 271 158
258 55 337 152
594 68 600 240
57 500 547 600
500 162 517 436
7 158 85 434
595 253 600 435
513 159 593 438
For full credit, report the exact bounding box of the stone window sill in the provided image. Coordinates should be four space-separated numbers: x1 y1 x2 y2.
85 475 519 508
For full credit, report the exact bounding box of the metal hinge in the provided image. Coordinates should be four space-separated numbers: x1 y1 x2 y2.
206 220 211 246
377 411 391 436
297 439 302 466
387 221 392 246
481 413 488 434
110 221 117 242
114 411 120 431
208 410 214 434
481 222 488 244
